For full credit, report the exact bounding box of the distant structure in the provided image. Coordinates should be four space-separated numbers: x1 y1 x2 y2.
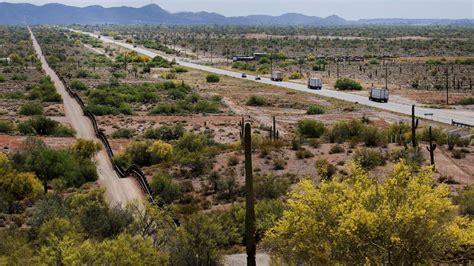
233 52 267 62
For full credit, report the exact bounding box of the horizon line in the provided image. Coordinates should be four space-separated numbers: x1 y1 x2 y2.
1 1 473 21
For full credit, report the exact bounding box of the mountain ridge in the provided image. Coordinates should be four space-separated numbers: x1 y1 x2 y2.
0 2 472 26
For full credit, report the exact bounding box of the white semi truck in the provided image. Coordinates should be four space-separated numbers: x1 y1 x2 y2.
369 88 389 103
271 71 283 81
308 78 323 90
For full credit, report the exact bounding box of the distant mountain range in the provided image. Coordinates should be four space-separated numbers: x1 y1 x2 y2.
0 2 472 26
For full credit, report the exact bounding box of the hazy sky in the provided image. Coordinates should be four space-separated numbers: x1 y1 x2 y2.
3 0 473 19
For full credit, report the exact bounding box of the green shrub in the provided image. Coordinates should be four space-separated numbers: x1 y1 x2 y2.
173 66 188 73
143 124 185 141
418 127 447 145
27 77 61 102
326 119 365 143
289 72 302 79
297 119 326 138
70 80 87 91
0 120 14 133
329 144 345 154
296 148 314 159
458 97 474 105
85 104 120 116
165 72 176 80
111 128 135 139
307 105 325 115
360 125 385 147
315 159 337 180
150 103 183 115
206 74 220 83
453 186 474 216
17 116 74 136
11 74 27 81
19 102 43 116
246 95 268 106
335 78 362 90
150 173 182 204
353 148 386 170
255 175 291 199
0 75 5 82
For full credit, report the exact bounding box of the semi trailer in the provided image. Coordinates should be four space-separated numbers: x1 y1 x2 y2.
308 78 323 90
369 88 389 102
271 71 283 81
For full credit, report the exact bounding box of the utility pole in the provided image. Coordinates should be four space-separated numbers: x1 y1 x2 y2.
385 61 388 89
445 67 449 105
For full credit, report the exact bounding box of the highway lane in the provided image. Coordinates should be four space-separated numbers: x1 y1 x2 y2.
76 30 474 126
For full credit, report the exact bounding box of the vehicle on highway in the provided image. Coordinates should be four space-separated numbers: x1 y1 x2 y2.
369 88 389 103
255 75 261 80
271 71 283 81
308 78 323 90
133 44 137 48
241 73 247 78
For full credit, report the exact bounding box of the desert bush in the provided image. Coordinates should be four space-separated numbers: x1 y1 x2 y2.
0 121 15 133
457 97 474 105
70 80 87 91
17 116 74 137
329 144 345 154
297 119 325 138
360 125 385 147
246 95 268 106
150 173 182 204
227 155 239 166
326 119 364 143
19 102 43 116
143 124 185 141
111 128 135 139
273 158 286 170
315 158 337 180
296 148 314 159
206 74 220 83
418 127 447 145
451 149 466 159
255 175 291 199
353 148 385 170
27 77 61 102
335 78 362 90
289 72 302 79
173 66 188 73
0 75 5 82
453 186 474 216
306 105 325 115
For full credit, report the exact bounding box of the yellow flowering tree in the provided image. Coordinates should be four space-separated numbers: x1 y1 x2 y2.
147 140 173 163
264 161 470 264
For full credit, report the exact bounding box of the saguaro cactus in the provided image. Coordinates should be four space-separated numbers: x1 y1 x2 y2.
239 116 245 145
411 105 419 148
244 123 256 266
426 126 437 166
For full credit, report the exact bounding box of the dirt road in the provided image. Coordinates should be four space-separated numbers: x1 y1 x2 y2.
30 28 144 207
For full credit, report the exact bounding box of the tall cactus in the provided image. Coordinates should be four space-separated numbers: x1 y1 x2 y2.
272 116 277 141
426 126 437 166
411 105 419 148
239 116 245 146
244 123 256 266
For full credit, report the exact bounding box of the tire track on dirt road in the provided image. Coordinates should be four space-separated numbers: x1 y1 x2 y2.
30 28 144 207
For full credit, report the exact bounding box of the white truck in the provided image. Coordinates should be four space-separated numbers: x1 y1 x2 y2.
369 88 389 103
308 78 323 90
271 71 283 81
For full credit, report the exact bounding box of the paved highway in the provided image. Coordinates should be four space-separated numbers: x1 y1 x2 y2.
76 30 474 126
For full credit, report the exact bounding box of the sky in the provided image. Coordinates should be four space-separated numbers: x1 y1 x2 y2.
3 0 473 19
